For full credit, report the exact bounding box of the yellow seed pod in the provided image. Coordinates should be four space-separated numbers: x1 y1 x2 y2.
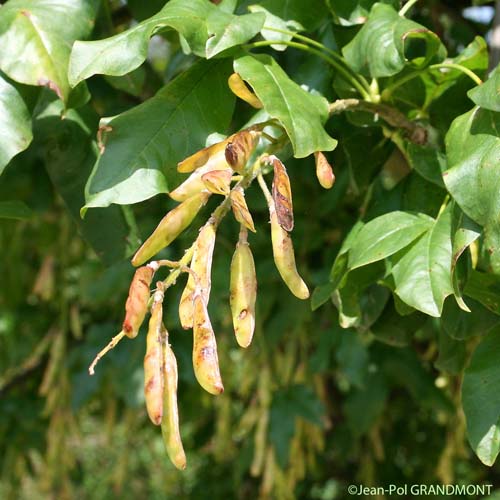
201 169 232 196
122 265 155 338
314 151 335 189
161 326 187 470
270 207 309 300
170 150 231 202
228 73 263 109
192 293 224 395
177 139 229 173
132 192 210 267
230 187 256 233
230 238 257 348
179 223 217 329
144 288 164 425
225 130 260 173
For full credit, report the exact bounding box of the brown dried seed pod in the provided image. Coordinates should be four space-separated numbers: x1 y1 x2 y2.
179 223 217 329
228 73 263 109
144 287 164 425
161 326 187 470
201 169 232 196
230 187 256 233
132 192 210 267
268 156 294 232
314 151 335 189
230 237 257 348
225 130 260 173
122 264 156 338
270 206 309 300
192 293 224 395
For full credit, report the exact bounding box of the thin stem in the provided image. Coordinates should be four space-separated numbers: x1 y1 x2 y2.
429 63 483 86
89 331 126 375
245 40 370 99
257 173 273 206
381 70 423 100
399 0 420 17
261 26 371 92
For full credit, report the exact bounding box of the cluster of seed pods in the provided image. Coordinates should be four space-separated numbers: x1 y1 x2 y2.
88 77 335 469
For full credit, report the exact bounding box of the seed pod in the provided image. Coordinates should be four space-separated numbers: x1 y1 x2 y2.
230 237 257 348
192 293 224 395
170 151 231 202
269 156 294 232
228 73 263 109
131 192 210 267
201 169 232 196
179 223 217 329
144 287 164 425
177 139 228 173
230 187 256 233
314 151 335 189
269 206 309 299
122 265 155 338
161 326 187 470
225 130 260 173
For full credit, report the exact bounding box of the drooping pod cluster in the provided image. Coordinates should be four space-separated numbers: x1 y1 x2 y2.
89 118 334 469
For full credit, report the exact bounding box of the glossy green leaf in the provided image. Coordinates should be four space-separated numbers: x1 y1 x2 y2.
84 59 234 209
0 0 99 101
69 0 263 87
342 3 445 78
463 327 500 466
234 54 337 158
0 75 32 173
104 67 146 98
328 0 398 26
258 0 328 30
403 143 446 188
444 107 500 273
468 64 500 112
0 200 32 220
34 97 138 265
348 211 434 270
390 206 454 317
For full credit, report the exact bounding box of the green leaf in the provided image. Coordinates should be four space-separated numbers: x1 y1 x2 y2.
464 271 500 315
390 205 454 317
258 0 328 31
348 211 434 270
435 328 466 375
0 74 32 173
311 281 336 311
234 54 337 158
104 67 146 98
205 10 264 59
468 64 500 112
328 0 398 26
403 143 446 188
0 200 32 220
84 59 235 209
462 327 500 466
69 0 263 87
342 3 446 78
0 0 99 101
444 107 500 273
34 97 137 265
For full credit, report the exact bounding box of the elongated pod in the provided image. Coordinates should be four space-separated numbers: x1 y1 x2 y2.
230 237 257 348
122 264 156 338
270 206 309 299
144 288 164 425
192 294 224 395
314 151 335 189
132 192 210 266
230 187 256 233
179 223 216 329
228 73 263 109
161 326 187 470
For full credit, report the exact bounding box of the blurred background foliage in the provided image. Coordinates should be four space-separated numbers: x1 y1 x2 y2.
1 1 500 499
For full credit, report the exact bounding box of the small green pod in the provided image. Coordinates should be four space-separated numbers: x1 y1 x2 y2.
178 223 216 330
230 240 257 348
270 208 309 300
161 326 187 470
132 192 210 267
144 289 164 425
192 294 224 395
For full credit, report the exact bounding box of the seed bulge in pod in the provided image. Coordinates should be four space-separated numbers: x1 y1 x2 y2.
225 130 260 173
192 294 224 395
132 192 210 266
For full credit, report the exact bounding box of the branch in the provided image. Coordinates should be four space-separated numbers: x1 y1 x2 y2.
329 99 428 145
